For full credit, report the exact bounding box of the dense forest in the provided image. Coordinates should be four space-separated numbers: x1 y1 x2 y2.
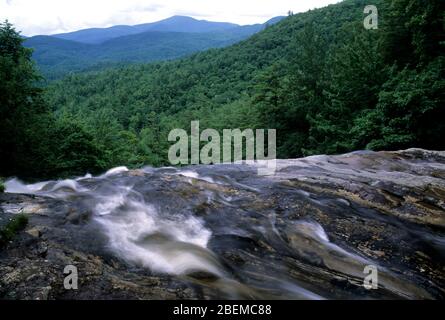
1 0 444 180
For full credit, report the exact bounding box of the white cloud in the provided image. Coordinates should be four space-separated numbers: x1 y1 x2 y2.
0 0 342 36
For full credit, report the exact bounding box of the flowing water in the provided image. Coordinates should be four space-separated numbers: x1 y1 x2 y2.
3 149 445 299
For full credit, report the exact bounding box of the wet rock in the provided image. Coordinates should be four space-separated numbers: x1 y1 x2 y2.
0 149 444 300
36 286 52 300
26 228 41 238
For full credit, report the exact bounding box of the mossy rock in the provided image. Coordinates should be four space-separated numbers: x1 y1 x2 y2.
0 214 29 248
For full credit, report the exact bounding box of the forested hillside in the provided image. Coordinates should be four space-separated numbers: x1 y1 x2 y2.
26 30 259 79
1 0 444 179
0 21 104 179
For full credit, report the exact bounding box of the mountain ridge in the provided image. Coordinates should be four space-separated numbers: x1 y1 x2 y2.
25 15 285 79
50 15 280 44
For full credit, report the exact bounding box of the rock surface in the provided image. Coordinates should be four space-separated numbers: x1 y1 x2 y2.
0 149 444 300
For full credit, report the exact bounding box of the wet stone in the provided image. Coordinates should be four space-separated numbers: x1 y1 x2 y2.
0 149 444 300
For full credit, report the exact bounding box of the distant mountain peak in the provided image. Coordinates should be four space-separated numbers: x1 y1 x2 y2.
167 15 199 20
24 14 288 79
51 15 243 44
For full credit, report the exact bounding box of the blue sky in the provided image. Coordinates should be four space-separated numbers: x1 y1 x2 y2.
1 0 342 36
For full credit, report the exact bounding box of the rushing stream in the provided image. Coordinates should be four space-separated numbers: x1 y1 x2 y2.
1 149 444 299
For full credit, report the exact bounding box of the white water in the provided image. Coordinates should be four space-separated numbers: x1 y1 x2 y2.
5 178 49 194
176 170 215 184
4 169 221 277
5 178 88 198
101 166 129 177
93 189 222 276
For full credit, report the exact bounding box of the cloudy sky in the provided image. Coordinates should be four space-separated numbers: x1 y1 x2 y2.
1 0 341 36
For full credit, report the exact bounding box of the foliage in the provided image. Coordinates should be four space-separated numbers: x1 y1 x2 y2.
2 0 444 179
0 21 106 179
47 0 381 166
380 0 445 69
0 214 29 248
354 57 445 151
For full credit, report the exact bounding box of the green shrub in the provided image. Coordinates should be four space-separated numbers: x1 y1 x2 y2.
0 214 29 248
0 180 5 193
